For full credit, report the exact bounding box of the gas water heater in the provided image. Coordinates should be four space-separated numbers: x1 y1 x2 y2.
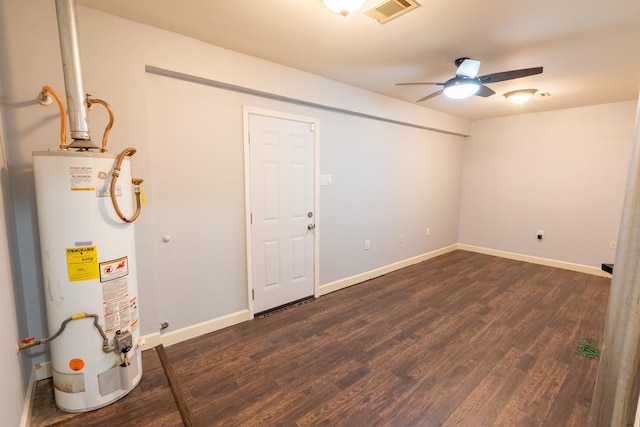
31 148 143 412
18 0 146 412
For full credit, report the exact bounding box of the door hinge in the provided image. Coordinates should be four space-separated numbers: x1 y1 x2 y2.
309 122 315 132
250 212 253 224
252 289 255 300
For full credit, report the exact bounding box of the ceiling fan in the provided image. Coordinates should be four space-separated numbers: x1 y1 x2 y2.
396 58 543 102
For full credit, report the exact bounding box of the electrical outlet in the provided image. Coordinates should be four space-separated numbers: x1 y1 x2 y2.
365 240 370 250
426 228 431 237
537 230 544 240
399 234 405 244
610 240 617 250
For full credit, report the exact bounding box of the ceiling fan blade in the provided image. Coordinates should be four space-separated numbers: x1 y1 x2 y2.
475 85 495 97
479 67 543 84
417 90 443 102
396 82 445 86
456 59 481 78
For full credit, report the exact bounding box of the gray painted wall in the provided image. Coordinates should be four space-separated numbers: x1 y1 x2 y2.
459 101 636 266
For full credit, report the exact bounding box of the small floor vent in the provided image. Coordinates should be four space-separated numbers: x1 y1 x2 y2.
364 0 420 24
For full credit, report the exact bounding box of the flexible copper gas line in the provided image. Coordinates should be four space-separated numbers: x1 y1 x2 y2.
110 147 143 223
86 96 114 153
39 86 67 150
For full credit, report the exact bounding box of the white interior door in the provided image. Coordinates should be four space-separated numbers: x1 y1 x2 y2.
247 110 317 314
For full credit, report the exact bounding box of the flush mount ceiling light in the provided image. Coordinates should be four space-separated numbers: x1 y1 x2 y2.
323 0 366 16
504 89 538 104
442 77 481 99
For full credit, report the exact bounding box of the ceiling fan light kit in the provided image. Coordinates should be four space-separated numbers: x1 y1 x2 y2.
443 78 480 99
323 0 366 16
504 89 538 104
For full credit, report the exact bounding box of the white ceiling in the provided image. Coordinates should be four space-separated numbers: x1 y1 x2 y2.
77 0 640 121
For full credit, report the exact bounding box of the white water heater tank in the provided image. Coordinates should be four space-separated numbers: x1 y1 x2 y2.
32 150 142 412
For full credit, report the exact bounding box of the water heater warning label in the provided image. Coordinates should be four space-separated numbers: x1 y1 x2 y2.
102 276 131 334
69 166 95 191
100 257 133 334
99 257 129 282
65 246 99 282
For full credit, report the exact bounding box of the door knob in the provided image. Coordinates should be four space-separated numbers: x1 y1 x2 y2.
307 223 315 231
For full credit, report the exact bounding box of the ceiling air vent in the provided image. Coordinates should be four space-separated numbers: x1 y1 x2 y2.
364 0 420 24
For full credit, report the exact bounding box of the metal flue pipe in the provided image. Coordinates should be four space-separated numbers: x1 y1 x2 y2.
54 0 93 145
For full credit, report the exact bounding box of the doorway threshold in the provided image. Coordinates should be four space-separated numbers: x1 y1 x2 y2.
255 296 315 318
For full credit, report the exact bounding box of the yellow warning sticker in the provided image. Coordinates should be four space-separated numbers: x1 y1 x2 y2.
65 246 99 282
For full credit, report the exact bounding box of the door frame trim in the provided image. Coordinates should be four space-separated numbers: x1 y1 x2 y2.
242 106 320 318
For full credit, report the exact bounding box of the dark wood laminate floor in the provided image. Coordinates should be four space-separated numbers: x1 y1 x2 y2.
32 250 610 426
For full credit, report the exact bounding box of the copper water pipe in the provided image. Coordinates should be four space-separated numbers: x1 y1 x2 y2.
110 148 143 223
39 86 67 150
86 97 114 153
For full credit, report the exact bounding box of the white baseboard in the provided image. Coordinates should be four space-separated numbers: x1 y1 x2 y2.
457 244 611 278
319 244 458 296
141 309 251 349
21 361 54 427
139 331 162 350
20 366 36 427
319 243 610 298
34 361 52 381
